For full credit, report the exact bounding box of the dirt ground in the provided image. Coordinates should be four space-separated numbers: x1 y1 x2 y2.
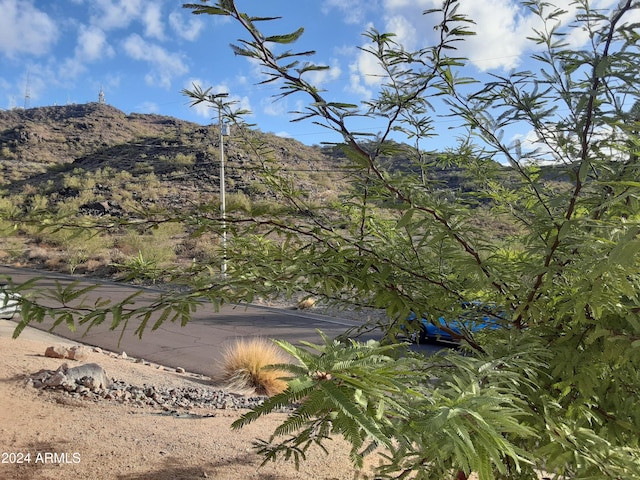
0 320 381 480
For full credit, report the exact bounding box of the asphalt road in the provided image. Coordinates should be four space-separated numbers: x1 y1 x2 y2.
2 265 430 377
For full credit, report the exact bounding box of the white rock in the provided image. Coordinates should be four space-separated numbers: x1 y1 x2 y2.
67 346 89 361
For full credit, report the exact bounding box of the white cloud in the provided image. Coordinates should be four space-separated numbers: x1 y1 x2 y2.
514 122 629 165
58 58 84 80
376 0 627 72
90 0 165 40
90 0 143 31
384 14 418 50
346 22 387 98
77 25 114 62
456 0 530 71
348 61 374 99
142 3 165 40
58 25 115 81
123 34 188 89
305 59 342 87
262 96 287 117
169 11 204 41
380 0 528 71
383 0 437 8
0 0 58 58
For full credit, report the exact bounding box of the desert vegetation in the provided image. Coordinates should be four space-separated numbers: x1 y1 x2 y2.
1 0 639 479
220 338 291 396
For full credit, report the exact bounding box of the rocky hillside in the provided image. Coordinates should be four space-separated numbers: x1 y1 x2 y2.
0 103 349 211
0 103 527 278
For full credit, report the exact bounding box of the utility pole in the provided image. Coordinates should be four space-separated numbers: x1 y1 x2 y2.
216 93 230 275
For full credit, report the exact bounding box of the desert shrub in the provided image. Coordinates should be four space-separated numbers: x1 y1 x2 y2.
24 195 49 213
152 222 186 242
0 235 26 262
1 146 16 159
175 234 220 262
226 192 252 213
220 338 291 396
245 180 267 196
116 230 177 264
111 224 183 282
63 170 95 191
114 251 164 283
32 228 113 273
174 152 196 167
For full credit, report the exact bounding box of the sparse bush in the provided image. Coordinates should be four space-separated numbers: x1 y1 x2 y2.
220 338 291 396
175 234 220 262
1 146 16 159
245 180 267 196
296 297 316 310
226 192 252 213
119 236 176 264
174 152 196 167
114 251 163 284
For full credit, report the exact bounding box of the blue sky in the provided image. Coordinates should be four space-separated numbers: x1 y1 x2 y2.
0 0 631 148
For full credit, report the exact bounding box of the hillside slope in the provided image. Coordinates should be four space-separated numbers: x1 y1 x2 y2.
0 103 349 209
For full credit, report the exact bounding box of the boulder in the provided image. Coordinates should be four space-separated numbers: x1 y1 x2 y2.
67 346 89 361
33 363 111 391
44 345 90 361
62 363 111 390
44 345 69 359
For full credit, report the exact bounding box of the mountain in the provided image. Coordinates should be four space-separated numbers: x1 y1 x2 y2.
0 103 349 211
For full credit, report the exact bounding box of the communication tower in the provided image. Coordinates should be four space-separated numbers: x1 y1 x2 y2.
24 74 31 109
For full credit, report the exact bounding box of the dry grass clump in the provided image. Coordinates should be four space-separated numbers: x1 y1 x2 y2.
220 338 291 396
297 297 316 310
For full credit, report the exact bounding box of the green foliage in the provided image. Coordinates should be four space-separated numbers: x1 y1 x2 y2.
232 333 409 468
179 0 640 479
114 251 163 283
233 331 547 479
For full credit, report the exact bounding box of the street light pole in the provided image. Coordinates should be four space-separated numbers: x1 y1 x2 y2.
217 94 230 275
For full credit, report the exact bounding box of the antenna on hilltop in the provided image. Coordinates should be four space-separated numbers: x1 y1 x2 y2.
98 85 105 104
24 74 31 109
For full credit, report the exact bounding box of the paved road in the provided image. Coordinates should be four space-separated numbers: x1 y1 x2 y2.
1 266 397 376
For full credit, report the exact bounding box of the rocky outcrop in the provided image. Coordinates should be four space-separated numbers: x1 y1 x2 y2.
30 362 110 391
